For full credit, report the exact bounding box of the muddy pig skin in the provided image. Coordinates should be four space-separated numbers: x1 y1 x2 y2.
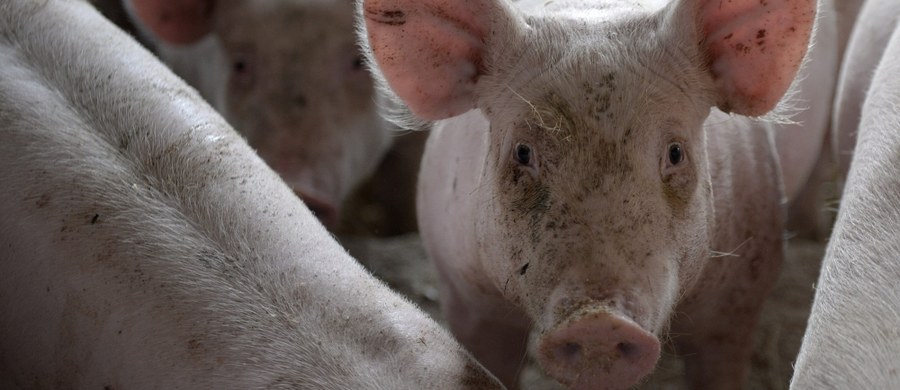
124 0 394 229
791 0 900 388
358 0 823 388
0 1 504 388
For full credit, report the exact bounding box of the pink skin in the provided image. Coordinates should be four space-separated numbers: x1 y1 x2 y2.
126 0 394 229
0 1 503 388
360 0 818 388
792 1 900 386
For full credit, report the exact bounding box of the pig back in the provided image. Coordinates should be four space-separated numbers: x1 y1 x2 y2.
0 1 502 388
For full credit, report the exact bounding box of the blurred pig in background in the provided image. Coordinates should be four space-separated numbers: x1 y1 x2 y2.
117 0 403 231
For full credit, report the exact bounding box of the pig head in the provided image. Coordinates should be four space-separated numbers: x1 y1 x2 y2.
360 0 814 388
126 0 394 228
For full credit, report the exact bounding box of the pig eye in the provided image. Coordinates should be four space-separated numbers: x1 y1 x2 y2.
229 51 255 88
667 142 684 166
232 58 250 77
233 59 247 73
514 143 536 168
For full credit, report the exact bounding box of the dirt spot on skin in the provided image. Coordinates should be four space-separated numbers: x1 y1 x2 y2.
583 73 616 121
519 262 530 275
662 165 696 219
34 193 50 208
513 183 551 217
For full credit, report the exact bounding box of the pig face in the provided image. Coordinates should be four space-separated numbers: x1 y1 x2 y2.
465 14 717 384
474 18 716 340
215 1 390 226
129 0 393 228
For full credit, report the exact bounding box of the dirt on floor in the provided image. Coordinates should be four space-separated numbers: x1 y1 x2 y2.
340 234 825 390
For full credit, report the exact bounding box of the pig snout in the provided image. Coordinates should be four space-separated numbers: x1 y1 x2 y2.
537 310 660 390
294 189 339 229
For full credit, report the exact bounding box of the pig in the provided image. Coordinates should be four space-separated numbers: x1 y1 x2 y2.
790 0 900 387
781 0 863 240
830 0 900 179
123 0 394 229
0 1 503 388
359 0 823 388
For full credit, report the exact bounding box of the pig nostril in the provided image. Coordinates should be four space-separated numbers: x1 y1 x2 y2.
616 341 638 360
554 342 583 365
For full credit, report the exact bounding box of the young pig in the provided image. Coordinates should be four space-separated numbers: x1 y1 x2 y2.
359 0 818 388
791 0 900 387
125 0 394 229
0 1 502 388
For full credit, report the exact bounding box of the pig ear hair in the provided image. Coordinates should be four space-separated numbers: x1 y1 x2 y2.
358 0 510 122
125 0 216 45
675 0 816 116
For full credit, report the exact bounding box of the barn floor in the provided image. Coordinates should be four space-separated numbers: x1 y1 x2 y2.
340 234 825 389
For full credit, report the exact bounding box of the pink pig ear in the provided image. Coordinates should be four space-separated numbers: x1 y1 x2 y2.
129 0 216 45
362 0 502 120
681 0 816 116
